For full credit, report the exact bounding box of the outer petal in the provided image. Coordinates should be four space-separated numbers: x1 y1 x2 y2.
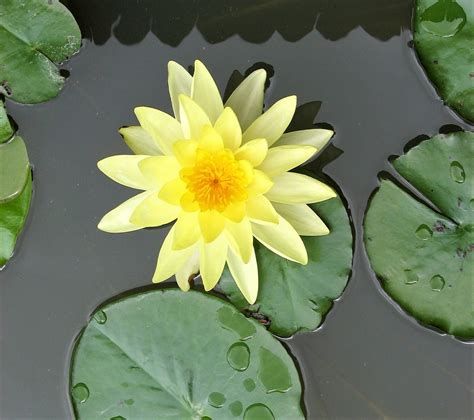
252 215 308 264
273 203 329 236
257 145 316 177
134 107 183 156
173 211 201 250
175 248 200 291
242 96 297 146
179 95 211 140
119 126 163 156
266 173 336 204
98 155 154 190
138 156 181 188
173 140 198 167
234 138 268 167
225 218 253 263
200 235 228 291
246 195 279 225
225 69 266 131
191 60 223 124
130 192 179 228
274 128 334 150
159 178 187 205
168 61 192 121
152 226 196 284
214 107 242 150
199 210 226 243
98 191 153 233
227 247 259 304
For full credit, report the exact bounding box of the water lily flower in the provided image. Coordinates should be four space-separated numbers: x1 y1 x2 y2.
98 60 336 304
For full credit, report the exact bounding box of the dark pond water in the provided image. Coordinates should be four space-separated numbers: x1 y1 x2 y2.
1 0 473 418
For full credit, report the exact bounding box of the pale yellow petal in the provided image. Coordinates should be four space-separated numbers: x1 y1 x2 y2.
179 95 211 140
98 191 153 233
138 156 181 188
257 145 316 177
274 128 334 150
191 60 223 124
168 61 192 121
175 249 200 291
247 169 273 197
158 178 187 205
242 96 296 146
200 235 227 291
273 203 329 236
225 218 253 263
252 215 308 264
97 155 153 190
227 247 259 304
119 126 163 156
222 201 246 223
152 226 196 283
199 210 226 243
214 107 242 150
129 192 179 228
266 173 336 204
173 139 198 167
246 195 279 225
234 138 268 167
134 107 183 156
225 69 266 131
198 125 224 153
173 211 201 250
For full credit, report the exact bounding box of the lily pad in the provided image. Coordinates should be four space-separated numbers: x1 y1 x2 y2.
0 0 81 104
219 193 353 337
0 136 30 202
0 101 13 143
0 171 32 268
70 289 304 419
364 132 474 338
413 0 474 123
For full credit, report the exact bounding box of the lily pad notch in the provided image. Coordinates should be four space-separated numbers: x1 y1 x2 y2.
364 131 474 339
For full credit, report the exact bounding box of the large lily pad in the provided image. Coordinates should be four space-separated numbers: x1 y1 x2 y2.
219 193 353 337
413 0 474 123
364 132 474 338
70 289 304 419
0 0 81 104
0 171 32 268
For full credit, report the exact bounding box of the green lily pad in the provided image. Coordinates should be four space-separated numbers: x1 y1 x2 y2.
218 193 353 337
0 101 13 143
0 0 81 104
364 132 474 338
0 135 30 202
414 0 474 123
0 171 32 268
70 289 304 419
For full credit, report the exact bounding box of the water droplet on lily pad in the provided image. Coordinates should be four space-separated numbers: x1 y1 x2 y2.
217 306 256 340
416 224 433 240
227 342 250 371
71 383 89 403
404 270 419 285
124 399 134 405
420 0 467 37
208 392 226 408
243 378 256 391
450 161 465 183
229 400 243 416
243 403 275 420
469 199 474 210
430 275 445 291
93 310 107 324
258 347 292 393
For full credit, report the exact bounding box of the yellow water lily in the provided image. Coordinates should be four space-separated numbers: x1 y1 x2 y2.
98 60 336 303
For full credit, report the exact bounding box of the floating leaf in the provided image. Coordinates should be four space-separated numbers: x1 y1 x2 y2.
365 132 474 338
0 136 30 202
0 171 32 268
219 193 353 337
414 0 474 122
70 289 304 419
0 0 81 104
0 101 13 143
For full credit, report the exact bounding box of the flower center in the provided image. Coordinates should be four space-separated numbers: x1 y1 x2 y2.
181 149 249 211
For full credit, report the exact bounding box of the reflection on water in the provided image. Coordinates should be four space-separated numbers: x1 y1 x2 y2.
419 0 467 37
65 0 412 46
